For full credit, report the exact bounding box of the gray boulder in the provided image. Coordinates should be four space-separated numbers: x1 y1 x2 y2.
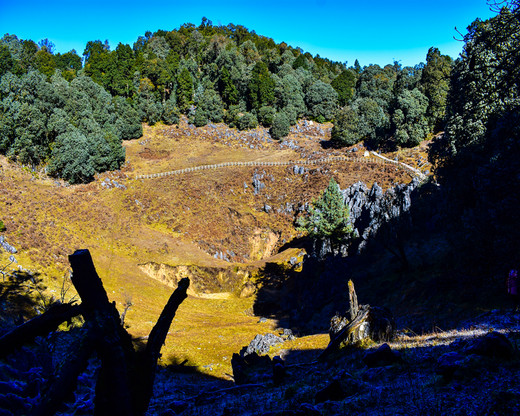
245 333 284 356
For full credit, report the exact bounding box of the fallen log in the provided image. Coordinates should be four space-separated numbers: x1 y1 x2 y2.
0 302 82 359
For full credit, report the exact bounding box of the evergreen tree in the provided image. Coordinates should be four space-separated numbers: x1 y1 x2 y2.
420 47 453 131
47 130 97 184
197 88 224 123
275 74 306 118
258 105 275 127
0 45 14 76
218 66 239 107
331 69 356 106
236 112 258 130
431 5 520 171
392 88 429 147
193 108 208 127
428 3 520 268
176 67 194 112
248 61 275 111
330 105 360 147
162 95 180 125
297 178 353 252
269 112 290 139
305 80 338 121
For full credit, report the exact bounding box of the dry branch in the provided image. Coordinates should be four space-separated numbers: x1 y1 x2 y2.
0 302 82 359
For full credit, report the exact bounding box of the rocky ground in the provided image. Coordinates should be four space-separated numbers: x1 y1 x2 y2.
1 309 519 415
144 309 520 416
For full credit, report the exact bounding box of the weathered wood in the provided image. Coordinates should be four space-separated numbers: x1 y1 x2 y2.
4 249 190 416
319 306 370 360
348 280 358 321
68 249 135 416
135 277 190 415
0 302 82 359
320 280 395 360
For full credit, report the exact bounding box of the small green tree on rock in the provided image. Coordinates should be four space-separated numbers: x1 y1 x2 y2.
297 177 353 255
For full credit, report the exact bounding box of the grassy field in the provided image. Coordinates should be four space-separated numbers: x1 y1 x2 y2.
0 119 425 378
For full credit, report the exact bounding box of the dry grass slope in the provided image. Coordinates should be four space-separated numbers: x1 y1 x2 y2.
0 119 426 378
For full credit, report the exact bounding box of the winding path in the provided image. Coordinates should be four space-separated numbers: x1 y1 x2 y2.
135 152 427 181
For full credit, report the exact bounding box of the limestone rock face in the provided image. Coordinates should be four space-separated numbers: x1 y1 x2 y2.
309 178 421 258
341 178 420 253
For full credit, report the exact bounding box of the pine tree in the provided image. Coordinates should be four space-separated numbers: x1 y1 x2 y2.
176 67 194 112
297 178 353 252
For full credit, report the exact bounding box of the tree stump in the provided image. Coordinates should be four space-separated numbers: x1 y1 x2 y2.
320 280 395 360
28 249 190 416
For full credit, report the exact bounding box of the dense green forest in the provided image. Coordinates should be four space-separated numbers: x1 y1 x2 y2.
1 5 516 186
0 19 456 183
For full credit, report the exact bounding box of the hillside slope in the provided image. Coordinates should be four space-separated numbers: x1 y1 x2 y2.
0 119 424 377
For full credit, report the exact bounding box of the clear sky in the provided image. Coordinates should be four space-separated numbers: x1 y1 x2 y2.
0 0 497 67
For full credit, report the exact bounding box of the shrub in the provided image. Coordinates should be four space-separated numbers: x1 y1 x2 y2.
258 106 275 127
162 96 180 125
237 112 258 131
270 112 290 140
193 108 208 127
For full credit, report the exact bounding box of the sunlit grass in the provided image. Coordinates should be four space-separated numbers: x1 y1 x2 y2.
0 119 422 379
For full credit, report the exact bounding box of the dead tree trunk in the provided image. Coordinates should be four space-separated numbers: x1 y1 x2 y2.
68 249 135 416
320 280 395 360
30 249 190 416
135 277 189 415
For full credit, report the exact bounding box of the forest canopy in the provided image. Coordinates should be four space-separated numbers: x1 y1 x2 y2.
1 18 454 183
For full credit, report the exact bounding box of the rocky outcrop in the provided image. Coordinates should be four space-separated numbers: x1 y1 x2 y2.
362 343 403 368
306 178 421 258
0 236 17 254
244 333 284 356
341 178 420 253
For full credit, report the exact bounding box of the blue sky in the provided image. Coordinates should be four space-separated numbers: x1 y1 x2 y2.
0 0 497 67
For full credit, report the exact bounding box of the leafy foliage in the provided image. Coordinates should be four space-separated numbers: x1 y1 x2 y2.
428 3 520 269
305 80 338 121
420 47 453 130
0 71 128 182
331 69 357 106
392 88 429 147
331 57 452 149
0 17 458 181
248 61 275 111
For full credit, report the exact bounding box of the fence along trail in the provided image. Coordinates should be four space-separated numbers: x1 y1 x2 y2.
134 153 427 181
